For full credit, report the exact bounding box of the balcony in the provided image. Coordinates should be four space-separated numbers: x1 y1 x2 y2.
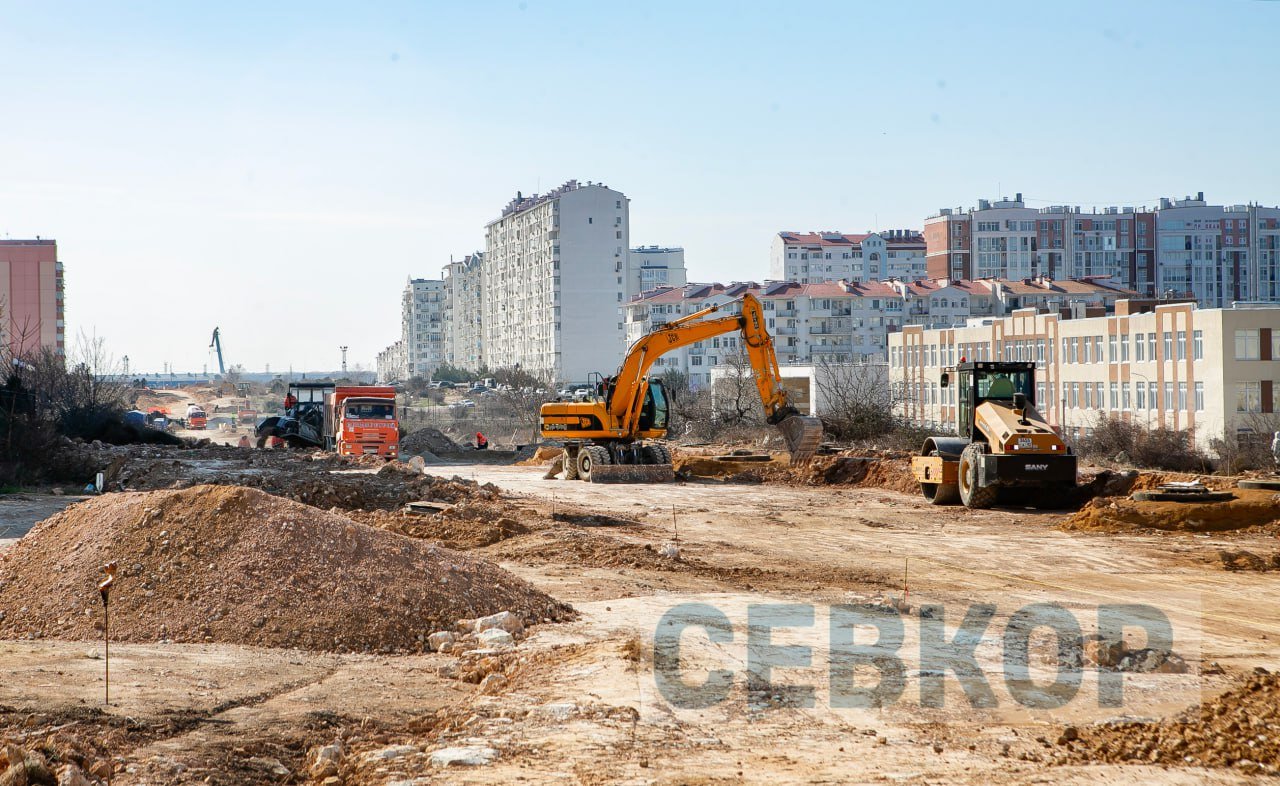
776 309 797 317
774 326 797 335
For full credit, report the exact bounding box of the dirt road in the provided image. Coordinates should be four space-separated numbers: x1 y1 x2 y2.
2 460 1277 783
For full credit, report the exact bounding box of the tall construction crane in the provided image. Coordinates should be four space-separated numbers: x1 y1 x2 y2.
209 327 226 375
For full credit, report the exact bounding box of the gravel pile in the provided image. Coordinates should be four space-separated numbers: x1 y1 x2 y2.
0 485 572 653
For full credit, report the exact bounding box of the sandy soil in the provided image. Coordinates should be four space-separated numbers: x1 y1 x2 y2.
2 460 1279 783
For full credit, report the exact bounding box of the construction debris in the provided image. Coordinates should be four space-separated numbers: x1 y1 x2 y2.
0 485 572 652
1061 670 1280 775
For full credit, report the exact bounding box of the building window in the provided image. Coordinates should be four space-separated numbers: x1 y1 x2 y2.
1094 336 1103 362
1147 333 1156 360
1108 335 1117 362
1235 329 1260 360
1109 382 1118 410
1120 335 1129 362
1193 330 1203 360
1178 382 1187 411
1148 381 1157 410
1176 331 1186 361
1194 382 1204 411
1136 382 1146 410
1164 382 1173 411
1236 381 1261 413
1135 335 1145 362
1163 332 1173 360
1273 331 1280 360
1122 383 1131 410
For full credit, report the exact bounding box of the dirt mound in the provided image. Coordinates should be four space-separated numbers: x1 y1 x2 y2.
1128 472 1236 492
400 428 460 456
516 446 563 466
115 453 495 511
1062 488 1280 533
351 504 530 549
675 452 920 495
1061 670 1280 775
0 485 572 653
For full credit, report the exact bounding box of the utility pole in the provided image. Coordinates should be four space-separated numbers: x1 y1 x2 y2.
340 346 349 375
122 355 129 376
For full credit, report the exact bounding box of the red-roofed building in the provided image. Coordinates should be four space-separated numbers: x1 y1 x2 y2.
624 276 1135 387
772 230 926 283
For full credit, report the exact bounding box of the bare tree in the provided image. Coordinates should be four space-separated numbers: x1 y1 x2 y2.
709 349 765 426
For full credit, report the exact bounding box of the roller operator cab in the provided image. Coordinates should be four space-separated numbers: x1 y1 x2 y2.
910 361 1076 509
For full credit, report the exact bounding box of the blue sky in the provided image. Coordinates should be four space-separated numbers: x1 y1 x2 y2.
1 1 1277 372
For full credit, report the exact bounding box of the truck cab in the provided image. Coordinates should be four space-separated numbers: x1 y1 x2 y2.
326 386 400 457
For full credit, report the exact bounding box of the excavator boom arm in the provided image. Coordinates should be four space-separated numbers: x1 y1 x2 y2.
608 293 821 463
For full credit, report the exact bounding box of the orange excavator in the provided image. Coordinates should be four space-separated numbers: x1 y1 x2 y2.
539 293 823 482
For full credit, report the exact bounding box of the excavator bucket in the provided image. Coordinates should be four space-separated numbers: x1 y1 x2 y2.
777 415 823 465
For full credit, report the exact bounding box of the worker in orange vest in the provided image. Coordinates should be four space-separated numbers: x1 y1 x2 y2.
476 432 488 450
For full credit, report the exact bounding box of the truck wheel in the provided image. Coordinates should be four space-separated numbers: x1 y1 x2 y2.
577 445 611 481
958 443 998 509
563 448 580 480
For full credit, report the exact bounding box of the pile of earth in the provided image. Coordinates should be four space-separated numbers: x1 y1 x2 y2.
351 501 530 549
1060 670 1280 775
400 427 460 456
1062 488 1280 533
673 451 921 495
110 453 496 511
0 485 572 653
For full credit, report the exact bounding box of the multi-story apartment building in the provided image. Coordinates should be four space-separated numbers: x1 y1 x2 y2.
890 301 1280 448
924 192 1280 307
771 230 926 283
442 252 483 369
1154 194 1280 307
376 340 406 384
482 180 630 381
625 277 1131 388
0 239 64 358
401 277 445 379
628 246 688 295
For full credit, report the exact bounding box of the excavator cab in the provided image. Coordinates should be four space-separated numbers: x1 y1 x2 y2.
635 379 669 432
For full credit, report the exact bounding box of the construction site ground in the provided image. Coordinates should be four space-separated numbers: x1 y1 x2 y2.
2 447 1279 784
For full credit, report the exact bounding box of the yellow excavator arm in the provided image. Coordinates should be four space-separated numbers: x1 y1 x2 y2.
607 293 822 463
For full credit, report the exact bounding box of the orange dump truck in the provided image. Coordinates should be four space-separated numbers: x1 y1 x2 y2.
325 386 400 457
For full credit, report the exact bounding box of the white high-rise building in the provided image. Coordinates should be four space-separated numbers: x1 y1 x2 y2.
482 180 630 382
442 252 484 370
402 277 445 379
628 246 688 295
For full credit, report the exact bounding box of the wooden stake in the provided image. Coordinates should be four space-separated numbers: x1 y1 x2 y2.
671 504 679 547
902 557 909 607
